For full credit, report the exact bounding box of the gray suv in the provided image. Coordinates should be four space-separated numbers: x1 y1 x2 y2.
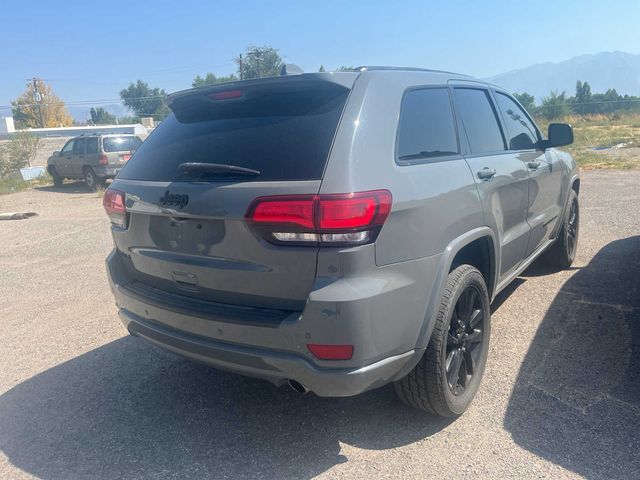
47 134 143 190
104 68 579 417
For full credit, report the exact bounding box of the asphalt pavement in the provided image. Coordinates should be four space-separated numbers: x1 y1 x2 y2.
0 170 638 479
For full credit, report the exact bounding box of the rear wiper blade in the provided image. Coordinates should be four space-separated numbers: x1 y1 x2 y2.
178 162 261 176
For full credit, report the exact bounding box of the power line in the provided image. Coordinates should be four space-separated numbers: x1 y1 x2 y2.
0 94 166 110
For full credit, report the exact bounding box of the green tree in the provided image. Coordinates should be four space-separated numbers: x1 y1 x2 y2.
89 107 116 125
120 80 169 119
192 72 238 88
236 45 283 79
513 92 537 114
336 65 354 72
117 115 141 124
540 90 571 120
574 80 592 115
318 65 325 72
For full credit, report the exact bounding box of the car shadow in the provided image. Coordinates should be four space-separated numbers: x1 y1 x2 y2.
0 338 452 479
36 182 94 194
504 236 640 478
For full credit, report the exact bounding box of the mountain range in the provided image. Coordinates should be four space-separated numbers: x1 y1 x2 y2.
485 51 640 101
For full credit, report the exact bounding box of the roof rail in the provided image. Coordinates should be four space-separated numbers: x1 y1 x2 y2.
352 66 471 76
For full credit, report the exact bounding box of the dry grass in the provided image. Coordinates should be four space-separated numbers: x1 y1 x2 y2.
536 113 640 170
0 172 53 196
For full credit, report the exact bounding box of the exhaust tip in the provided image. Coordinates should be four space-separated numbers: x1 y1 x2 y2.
287 379 310 395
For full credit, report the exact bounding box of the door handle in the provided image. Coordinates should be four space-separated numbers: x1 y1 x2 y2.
527 161 541 170
477 168 496 180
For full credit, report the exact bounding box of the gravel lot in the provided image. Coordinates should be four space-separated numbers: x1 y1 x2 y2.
0 171 638 479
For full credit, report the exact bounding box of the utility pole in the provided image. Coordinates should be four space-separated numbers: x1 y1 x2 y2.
32 77 45 128
239 53 243 80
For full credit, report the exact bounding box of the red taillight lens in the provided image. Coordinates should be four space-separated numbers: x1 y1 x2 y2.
318 191 391 230
103 189 127 228
246 190 392 246
308 344 354 360
99 154 108 165
250 196 315 229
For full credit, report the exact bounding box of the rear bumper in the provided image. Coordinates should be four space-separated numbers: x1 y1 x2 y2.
94 166 121 178
120 307 419 396
107 247 438 396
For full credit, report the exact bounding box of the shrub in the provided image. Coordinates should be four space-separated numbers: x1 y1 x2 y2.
0 132 42 177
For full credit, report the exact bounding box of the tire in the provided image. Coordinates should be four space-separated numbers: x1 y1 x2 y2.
543 189 579 269
394 265 491 417
48 166 63 187
83 167 99 191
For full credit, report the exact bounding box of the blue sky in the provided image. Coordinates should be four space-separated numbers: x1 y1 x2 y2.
2 0 639 112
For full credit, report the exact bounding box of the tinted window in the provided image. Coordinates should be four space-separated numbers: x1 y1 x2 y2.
397 88 458 162
73 138 85 154
119 85 349 182
453 88 505 154
103 136 143 152
61 140 74 154
495 93 539 150
86 137 99 154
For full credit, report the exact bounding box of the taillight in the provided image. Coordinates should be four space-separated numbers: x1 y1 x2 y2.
103 189 127 228
99 154 108 165
246 190 391 246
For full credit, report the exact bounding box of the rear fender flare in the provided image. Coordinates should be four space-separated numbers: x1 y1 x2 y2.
414 227 498 351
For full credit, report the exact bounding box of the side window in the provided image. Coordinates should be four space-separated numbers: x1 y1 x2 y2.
85 137 99 154
495 92 539 150
396 87 458 163
453 88 505 154
73 138 86 154
61 140 75 154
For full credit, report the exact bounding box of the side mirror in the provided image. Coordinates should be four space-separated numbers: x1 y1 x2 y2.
547 123 573 148
53 151 60 157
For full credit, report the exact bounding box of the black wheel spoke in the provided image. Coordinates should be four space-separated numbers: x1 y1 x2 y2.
463 349 474 376
468 341 483 369
469 309 482 329
447 332 458 346
446 349 463 387
466 329 482 344
465 289 476 320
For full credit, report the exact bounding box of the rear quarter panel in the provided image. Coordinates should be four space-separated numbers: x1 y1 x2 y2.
312 72 485 361
320 71 484 265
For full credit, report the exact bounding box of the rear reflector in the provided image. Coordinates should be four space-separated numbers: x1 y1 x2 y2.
308 344 354 360
103 189 127 228
246 190 391 246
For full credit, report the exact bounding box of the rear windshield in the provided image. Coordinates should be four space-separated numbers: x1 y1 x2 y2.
103 136 143 152
118 84 349 182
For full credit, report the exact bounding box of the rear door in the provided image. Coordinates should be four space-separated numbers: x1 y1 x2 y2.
109 78 352 310
84 137 100 168
452 86 531 283
493 91 564 256
71 137 86 176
